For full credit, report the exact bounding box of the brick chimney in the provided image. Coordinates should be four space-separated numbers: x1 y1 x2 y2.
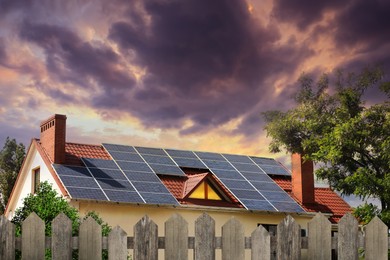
40 114 67 164
291 153 315 204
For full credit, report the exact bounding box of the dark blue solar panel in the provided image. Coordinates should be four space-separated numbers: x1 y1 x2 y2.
170 157 207 169
54 164 92 177
135 147 167 156
239 199 276 211
230 162 262 173
67 187 107 201
271 201 304 212
259 165 290 176
141 192 179 205
229 189 266 200
250 157 281 166
123 171 161 182
210 169 245 180
250 181 283 192
148 164 185 176
223 154 253 164
96 179 134 191
219 179 254 190
116 161 153 173
195 151 225 161
202 160 235 171
89 168 127 180
109 151 144 162
261 191 293 202
103 143 136 153
104 190 144 203
142 154 176 165
240 171 273 182
165 149 197 158
60 176 99 189
82 158 119 169
132 181 170 193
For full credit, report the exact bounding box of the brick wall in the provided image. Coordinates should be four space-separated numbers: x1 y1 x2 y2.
40 114 67 164
291 153 315 204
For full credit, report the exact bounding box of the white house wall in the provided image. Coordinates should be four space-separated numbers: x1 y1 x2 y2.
7 145 63 219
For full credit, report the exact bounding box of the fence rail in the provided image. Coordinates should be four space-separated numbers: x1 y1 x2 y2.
0 212 389 259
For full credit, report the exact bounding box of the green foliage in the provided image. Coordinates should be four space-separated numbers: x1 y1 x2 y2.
263 66 390 226
0 137 25 213
11 181 80 236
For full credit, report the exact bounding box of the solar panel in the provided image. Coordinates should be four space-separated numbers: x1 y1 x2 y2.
165 149 197 158
250 156 281 166
123 171 161 182
271 201 304 212
103 190 144 203
230 162 263 173
218 179 254 190
250 181 283 192
53 164 92 178
240 171 273 182
96 178 135 191
259 165 290 176
239 199 275 211
89 168 127 180
116 161 153 173
82 158 119 169
135 147 167 156
202 159 235 171
132 181 171 193
170 157 207 169
148 163 185 176
142 154 176 165
229 189 267 200
60 176 100 189
261 191 294 202
222 154 253 164
141 192 179 205
103 143 137 153
109 151 144 162
195 151 225 161
66 187 108 201
210 169 246 180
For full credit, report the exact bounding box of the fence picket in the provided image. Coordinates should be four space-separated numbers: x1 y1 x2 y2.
222 217 245 260
22 212 45 259
277 215 301 260
52 212 73 260
251 225 270 260
308 212 331 260
364 216 388 260
195 213 215 260
338 213 359 260
108 226 127 260
79 217 102 260
134 215 158 260
165 214 188 260
0 215 15 260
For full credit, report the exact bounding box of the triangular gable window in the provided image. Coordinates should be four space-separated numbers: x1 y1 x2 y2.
188 181 222 200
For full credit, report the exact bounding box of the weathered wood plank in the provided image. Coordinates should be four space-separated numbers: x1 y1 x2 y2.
0 215 15 260
364 216 388 260
134 215 158 260
277 215 301 260
308 212 331 260
251 225 270 260
79 217 102 260
165 214 188 260
22 212 45 260
52 212 72 260
222 217 244 260
108 226 127 260
194 213 215 260
338 213 358 260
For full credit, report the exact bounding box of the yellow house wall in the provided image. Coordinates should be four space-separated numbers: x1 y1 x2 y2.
78 201 313 259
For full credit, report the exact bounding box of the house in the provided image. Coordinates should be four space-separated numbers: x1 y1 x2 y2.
5 114 351 237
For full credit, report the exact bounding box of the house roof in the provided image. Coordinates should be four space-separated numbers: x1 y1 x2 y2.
35 140 351 222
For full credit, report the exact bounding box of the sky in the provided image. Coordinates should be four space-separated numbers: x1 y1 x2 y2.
0 0 389 168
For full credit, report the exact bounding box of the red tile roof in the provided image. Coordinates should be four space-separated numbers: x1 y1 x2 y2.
183 173 208 197
64 142 111 166
272 176 352 223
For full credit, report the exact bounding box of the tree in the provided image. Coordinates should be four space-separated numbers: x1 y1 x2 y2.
263 67 390 225
0 137 26 213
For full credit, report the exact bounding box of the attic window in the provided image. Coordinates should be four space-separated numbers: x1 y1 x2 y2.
32 168 40 194
188 181 222 200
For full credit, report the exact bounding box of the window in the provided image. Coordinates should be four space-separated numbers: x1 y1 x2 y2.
32 168 40 193
189 181 222 200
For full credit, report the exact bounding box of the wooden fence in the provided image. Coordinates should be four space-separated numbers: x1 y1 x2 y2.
0 212 389 259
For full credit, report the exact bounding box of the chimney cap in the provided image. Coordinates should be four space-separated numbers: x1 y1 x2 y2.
40 114 67 126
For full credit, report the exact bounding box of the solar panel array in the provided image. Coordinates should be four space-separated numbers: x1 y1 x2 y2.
100 143 303 213
53 156 179 205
